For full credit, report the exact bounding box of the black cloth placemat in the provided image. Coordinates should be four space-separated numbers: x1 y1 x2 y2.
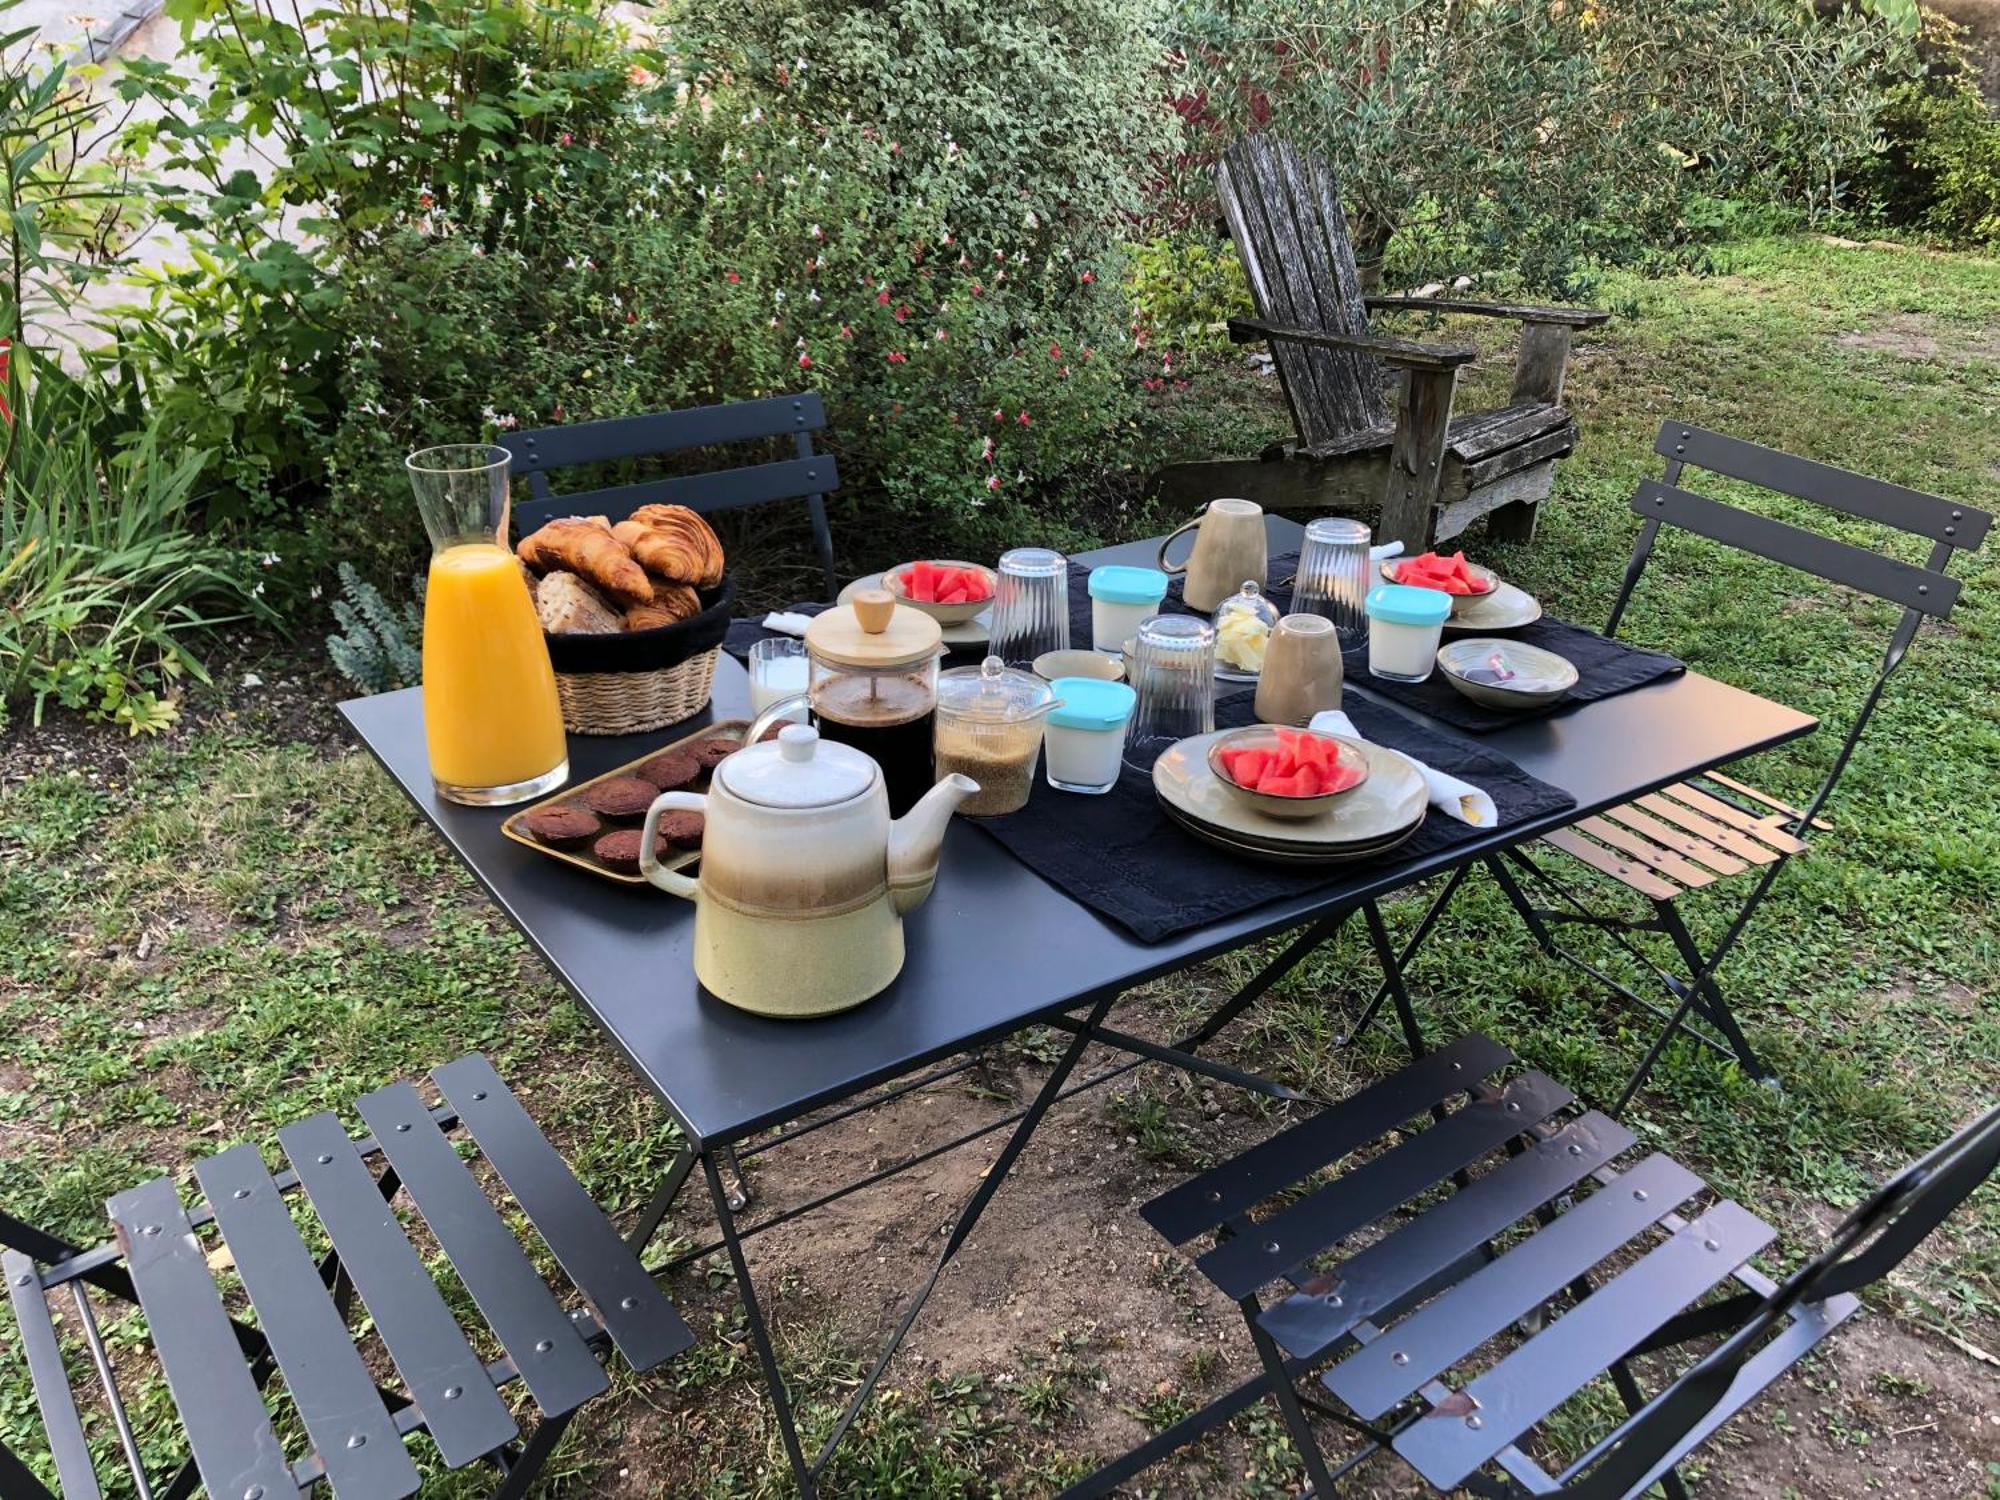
725 603 831 661
974 687 1575 942
1341 617 1683 734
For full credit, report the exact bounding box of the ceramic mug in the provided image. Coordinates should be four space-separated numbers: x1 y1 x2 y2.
1255 613 1344 726
1157 498 1267 613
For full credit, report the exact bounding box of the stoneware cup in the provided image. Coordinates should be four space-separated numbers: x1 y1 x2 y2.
1157 498 1267 613
1255 613 1345 726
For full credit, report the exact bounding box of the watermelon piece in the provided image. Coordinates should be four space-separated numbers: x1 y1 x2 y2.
961 569 992 601
1325 761 1363 793
937 585 970 605
906 561 937 602
1229 748 1272 786
1293 763 1323 796
1258 770 1302 796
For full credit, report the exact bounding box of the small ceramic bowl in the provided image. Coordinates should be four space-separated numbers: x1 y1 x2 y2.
1034 648 1124 683
884 560 998 624
1435 637 1579 709
1381 555 1500 615
1205 725 1371 821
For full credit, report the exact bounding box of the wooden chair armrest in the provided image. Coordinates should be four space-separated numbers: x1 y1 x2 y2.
1227 316 1476 372
1365 296 1611 329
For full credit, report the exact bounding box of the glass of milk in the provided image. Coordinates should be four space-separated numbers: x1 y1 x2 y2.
748 637 810 717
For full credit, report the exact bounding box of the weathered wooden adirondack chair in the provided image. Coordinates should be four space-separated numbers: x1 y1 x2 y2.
1217 135 1610 552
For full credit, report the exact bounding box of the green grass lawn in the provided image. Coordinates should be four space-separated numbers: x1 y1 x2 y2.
1 233 1996 1496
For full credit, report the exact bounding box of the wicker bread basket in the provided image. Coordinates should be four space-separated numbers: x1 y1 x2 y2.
542 575 737 735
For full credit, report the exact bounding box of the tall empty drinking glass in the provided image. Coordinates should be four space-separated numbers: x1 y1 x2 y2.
1291 517 1373 649
412 444 568 805
989 547 1070 668
1123 614 1216 769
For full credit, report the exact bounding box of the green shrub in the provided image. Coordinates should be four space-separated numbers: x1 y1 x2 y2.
1862 12 2000 246
326 562 422 694
1127 231 1250 358
1161 0 1898 295
0 361 274 732
105 0 649 524
318 70 1167 570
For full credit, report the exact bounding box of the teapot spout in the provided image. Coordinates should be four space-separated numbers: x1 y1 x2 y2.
887 773 978 915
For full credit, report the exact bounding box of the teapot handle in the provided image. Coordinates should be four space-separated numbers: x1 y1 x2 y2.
639 790 707 898
1156 508 1204 576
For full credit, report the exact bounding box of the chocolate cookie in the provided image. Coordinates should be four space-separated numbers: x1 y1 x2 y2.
689 736 740 769
635 750 700 791
582 776 658 822
655 810 705 850
522 805 601 850
757 720 788 743
590 828 654 876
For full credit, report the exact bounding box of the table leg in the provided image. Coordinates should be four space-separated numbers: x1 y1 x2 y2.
1338 864 1471 1047
806 990 1119 1476
628 1145 697 1257
1182 909 1350 1050
1361 899 1428 1058
702 1150 816 1497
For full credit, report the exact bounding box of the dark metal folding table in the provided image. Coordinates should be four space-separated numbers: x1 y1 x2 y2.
341 518 1815 1496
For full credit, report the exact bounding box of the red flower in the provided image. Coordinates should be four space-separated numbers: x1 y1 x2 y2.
1016 410 1031 425
986 474 1001 491
1048 342 1062 360
560 132 574 147
840 324 854 338
626 311 638 323
877 289 892 305
1079 346 1093 360
887 351 907 364
970 282 984 296
725 270 741 283
992 409 1004 422
894 303 909 322
798 352 813 369
1080 269 1096 283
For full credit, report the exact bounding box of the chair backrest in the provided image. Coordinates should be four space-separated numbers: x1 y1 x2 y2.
1605 420 1990 828
1560 1102 2000 1499
1214 135 1386 451
499 391 842 601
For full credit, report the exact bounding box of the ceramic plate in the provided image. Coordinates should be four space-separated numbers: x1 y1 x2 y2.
841 573 991 646
1440 580 1543 633
1162 801 1427 865
1436 636 1579 709
1153 728 1427 848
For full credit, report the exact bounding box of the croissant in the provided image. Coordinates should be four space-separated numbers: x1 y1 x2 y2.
620 504 725 587
648 577 704 620
517 518 651 608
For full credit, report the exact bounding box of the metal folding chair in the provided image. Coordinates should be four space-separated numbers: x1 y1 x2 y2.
1477 421 1987 1111
1071 1026 1998 1498
500 391 842 600
1 1054 692 1499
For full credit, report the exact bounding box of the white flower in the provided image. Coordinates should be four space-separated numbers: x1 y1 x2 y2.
309 585 322 601
259 551 281 568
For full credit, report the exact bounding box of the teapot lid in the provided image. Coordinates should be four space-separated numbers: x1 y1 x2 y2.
807 589 942 670
717 723 877 808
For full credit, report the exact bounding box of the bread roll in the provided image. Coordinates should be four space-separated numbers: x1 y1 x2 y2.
517 518 651 607
534 570 623 634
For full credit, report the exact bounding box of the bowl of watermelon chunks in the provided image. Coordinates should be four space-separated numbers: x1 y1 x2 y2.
886 560 999 624
1382 549 1499 612
1207 725 1371 821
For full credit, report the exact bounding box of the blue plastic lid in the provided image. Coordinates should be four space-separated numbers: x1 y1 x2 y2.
1088 565 1169 605
1366 582 1453 627
1047 677 1136 731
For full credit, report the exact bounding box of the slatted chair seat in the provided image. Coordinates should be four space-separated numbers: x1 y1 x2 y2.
1293 400 1573 470
2 1055 692 1500
1538 774 1820 901
1072 1032 2000 1500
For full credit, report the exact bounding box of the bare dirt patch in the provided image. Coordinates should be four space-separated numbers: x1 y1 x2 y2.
1834 312 2000 368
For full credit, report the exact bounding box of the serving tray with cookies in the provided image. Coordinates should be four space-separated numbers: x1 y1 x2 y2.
502 718 756 884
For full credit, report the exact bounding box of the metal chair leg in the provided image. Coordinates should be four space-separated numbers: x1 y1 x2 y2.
1654 901 1776 1088
493 1408 578 1500
1242 1300 1341 1498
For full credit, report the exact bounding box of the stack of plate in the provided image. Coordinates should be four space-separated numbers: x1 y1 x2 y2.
1153 729 1429 865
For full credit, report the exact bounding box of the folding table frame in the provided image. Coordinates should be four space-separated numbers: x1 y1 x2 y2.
621 897 1429 1500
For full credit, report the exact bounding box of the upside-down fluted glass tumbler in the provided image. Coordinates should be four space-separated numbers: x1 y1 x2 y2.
989 547 1070 668
1123 614 1216 769
1291 517 1373 650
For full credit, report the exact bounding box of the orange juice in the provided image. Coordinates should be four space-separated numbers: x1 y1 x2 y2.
422 542 568 799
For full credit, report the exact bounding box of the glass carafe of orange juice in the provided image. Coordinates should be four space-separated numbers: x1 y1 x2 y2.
409 444 568 805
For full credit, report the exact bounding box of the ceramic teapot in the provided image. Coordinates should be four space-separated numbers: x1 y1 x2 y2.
639 723 977 1017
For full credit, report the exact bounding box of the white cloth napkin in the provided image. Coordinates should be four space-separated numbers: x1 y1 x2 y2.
1309 708 1496 827
760 611 816 637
